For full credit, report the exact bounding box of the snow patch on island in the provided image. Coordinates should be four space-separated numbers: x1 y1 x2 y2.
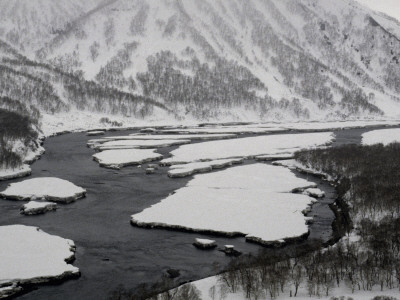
161 132 334 164
93 149 163 169
0 177 86 203
131 164 318 245
21 201 57 215
167 158 243 178
0 225 79 298
362 128 400 145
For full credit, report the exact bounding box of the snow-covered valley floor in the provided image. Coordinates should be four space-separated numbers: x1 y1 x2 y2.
1 122 400 299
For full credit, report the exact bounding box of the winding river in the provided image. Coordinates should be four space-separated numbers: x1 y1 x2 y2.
0 125 395 299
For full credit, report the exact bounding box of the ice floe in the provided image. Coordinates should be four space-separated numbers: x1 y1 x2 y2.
167 158 243 178
21 201 57 215
162 132 334 164
193 238 217 250
362 128 400 146
131 164 318 245
93 149 163 169
0 177 86 203
0 225 79 298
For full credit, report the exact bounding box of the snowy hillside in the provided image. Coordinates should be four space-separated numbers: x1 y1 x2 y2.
0 0 399 124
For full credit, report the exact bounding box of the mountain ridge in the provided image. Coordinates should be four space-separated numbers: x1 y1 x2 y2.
0 0 399 127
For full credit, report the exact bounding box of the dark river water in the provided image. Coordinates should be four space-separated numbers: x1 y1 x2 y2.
0 125 396 299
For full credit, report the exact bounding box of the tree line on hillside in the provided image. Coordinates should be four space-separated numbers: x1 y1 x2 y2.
0 108 38 169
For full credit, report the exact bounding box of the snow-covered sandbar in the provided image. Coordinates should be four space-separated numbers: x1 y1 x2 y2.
0 164 31 181
161 132 334 164
167 158 243 177
131 164 317 245
0 225 79 298
362 128 400 145
93 149 163 169
0 177 86 203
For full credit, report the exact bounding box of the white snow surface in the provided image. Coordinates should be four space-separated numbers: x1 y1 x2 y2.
162 132 334 164
273 159 333 180
0 177 86 203
303 188 325 198
167 158 243 177
0 225 79 286
362 128 400 145
93 149 163 169
194 238 216 246
21 201 57 215
132 164 316 243
0 164 31 181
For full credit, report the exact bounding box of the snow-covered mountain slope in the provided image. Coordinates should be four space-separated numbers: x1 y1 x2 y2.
0 0 400 123
0 0 101 53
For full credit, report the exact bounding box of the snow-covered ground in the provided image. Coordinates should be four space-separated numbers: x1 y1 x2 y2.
40 109 177 137
0 225 79 299
131 164 317 244
282 120 400 131
165 275 400 300
273 159 333 180
167 158 243 177
0 177 86 203
362 128 400 145
21 201 57 215
303 188 325 198
92 149 163 169
0 164 31 181
162 132 334 164
0 139 45 181
40 114 400 138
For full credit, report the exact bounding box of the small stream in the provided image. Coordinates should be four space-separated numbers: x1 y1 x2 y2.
0 125 396 299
